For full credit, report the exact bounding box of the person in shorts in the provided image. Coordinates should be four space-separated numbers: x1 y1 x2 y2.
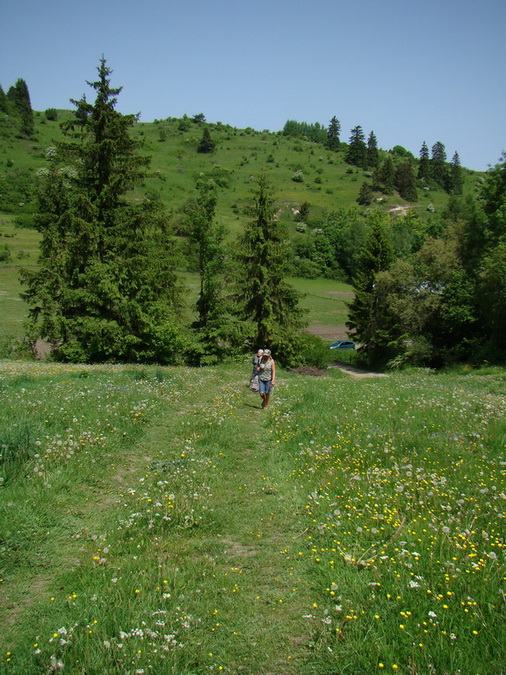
257 349 276 408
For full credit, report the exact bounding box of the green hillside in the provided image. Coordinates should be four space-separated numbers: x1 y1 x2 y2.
1 109 483 234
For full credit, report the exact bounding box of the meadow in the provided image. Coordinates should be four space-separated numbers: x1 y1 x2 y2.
1 359 504 673
1 110 482 238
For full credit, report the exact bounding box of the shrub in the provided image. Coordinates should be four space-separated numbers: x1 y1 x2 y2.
295 332 333 368
0 244 11 262
44 108 58 121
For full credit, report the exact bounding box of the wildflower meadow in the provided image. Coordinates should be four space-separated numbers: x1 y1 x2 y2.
0 360 504 673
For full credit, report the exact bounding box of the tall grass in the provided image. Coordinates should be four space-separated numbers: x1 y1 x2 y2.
0 360 504 673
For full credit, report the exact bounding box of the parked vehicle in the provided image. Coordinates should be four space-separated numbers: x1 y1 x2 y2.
329 339 356 350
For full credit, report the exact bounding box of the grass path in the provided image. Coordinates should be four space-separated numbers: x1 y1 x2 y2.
118 370 322 673
1 365 329 673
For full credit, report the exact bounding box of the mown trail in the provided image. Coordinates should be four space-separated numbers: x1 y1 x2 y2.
123 369 322 673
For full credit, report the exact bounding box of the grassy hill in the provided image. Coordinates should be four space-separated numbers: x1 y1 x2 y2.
0 108 486 347
1 110 484 231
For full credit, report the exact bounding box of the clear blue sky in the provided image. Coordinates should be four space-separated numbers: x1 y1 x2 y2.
1 0 505 171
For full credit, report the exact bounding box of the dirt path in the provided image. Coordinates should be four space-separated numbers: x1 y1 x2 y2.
329 360 388 378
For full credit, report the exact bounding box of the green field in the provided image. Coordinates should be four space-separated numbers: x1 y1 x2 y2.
0 215 354 344
0 360 504 673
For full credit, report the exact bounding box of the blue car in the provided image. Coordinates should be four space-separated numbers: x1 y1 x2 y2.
329 339 356 350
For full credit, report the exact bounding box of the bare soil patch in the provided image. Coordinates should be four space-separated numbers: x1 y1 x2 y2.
329 360 388 378
307 323 347 340
326 290 354 298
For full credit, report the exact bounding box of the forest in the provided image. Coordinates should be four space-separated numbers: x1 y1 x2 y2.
1 60 505 369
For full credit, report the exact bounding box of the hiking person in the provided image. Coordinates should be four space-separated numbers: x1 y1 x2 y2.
251 349 263 380
257 349 275 408
248 349 263 390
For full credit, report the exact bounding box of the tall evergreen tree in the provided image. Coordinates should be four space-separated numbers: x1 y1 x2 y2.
0 85 10 114
448 151 463 195
418 141 430 181
431 141 448 189
346 212 395 359
21 59 182 363
185 179 224 331
197 126 216 153
366 131 379 168
234 174 305 357
357 182 373 206
379 156 395 195
326 116 341 151
395 160 418 201
8 78 34 136
345 125 367 168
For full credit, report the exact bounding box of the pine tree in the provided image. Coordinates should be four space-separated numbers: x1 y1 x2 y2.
366 131 379 169
345 125 367 168
346 212 395 357
448 151 463 195
379 156 395 195
418 141 430 181
326 116 340 151
197 126 216 153
431 141 448 189
21 59 182 363
0 85 10 114
8 78 34 136
395 160 418 201
234 174 305 357
357 182 373 206
185 179 224 331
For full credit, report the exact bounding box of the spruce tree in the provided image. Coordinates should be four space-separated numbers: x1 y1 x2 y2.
431 141 448 189
418 141 430 181
357 182 373 206
185 179 224 331
234 174 305 358
21 59 182 363
346 212 395 358
326 116 340 151
448 151 463 195
379 156 395 195
366 131 379 169
345 125 367 168
197 126 216 153
9 78 34 136
395 160 418 201
0 85 10 114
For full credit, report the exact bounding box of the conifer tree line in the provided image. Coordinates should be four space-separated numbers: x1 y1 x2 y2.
283 116 464 201
20 60 311 367
0 78 35 137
